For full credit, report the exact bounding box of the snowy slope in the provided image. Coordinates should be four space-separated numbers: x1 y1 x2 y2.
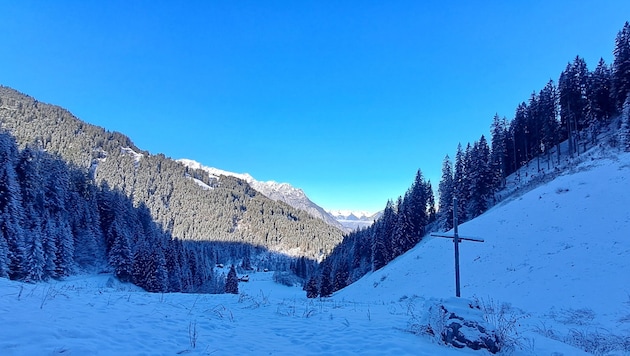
335 147 630 354
178 159 346 231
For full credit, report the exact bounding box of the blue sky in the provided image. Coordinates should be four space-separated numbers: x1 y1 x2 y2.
2 1 629 213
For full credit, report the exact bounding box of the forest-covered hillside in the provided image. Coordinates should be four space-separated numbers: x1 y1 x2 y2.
306 21 630 298
0 87 343 261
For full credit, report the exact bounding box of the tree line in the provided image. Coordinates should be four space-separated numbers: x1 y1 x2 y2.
304 21 630 298
437 21 630 229
305 170 436 297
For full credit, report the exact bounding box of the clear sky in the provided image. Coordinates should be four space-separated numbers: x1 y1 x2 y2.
1 1 629 213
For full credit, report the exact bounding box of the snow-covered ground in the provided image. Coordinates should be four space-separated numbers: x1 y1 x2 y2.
1 147 629 355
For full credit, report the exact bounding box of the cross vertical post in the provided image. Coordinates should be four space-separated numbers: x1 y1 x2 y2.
453 197 461 297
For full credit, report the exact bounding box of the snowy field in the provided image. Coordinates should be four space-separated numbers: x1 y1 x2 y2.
1 147 630 355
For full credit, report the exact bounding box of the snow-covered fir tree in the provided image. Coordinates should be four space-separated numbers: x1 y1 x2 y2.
620 95 630 151
612 21 630 110
225 265 239 294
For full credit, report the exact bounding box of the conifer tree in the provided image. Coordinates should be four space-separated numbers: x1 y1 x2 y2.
588 58 614 125
426 181 436 224
24 231 45 282
538 80 560 166
304 276 319 298
0 133 26 279
559 56 590 154
438 155 454 230
108 219 133 283
0 223 8 278
319 263 333 297
371 201 394 271
68 168 102 269
333 261 349 291
17 147 47 281
466 136 492 218
490 114 508 188
225 265 239 294
612 22 630 111
526 91 543 160
620 95 630 152
511 102 529 167
406 170 428 240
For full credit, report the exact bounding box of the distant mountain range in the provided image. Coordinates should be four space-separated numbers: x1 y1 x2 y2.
177 159 379 232
326 210 382 231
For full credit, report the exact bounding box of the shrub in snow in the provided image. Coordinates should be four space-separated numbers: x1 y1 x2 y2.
473 297 528 352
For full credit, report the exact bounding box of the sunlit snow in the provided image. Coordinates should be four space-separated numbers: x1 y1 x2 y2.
1 147 629 355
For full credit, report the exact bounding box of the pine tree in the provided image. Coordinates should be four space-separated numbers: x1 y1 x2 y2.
164 241 183 292
24 230 45 282
17 147 47 281
453 144 468 221
0 132 26 279
526 91 543 160
620 95 630 151
426 181 436 224
0 221 8 278
225 265 239 294
319 263 333 297
612 22 630 111
371 201 394 271
538 80 560 167
559 57 590 154
466 136 492 218
392 197 411 257
108 219 133 283
438 155 455 230
41 218 59 279
304 276 319 298
68 168 103 269
53 219 75 278
406 170 428 240
511 102 529 168
241 247 252 271
588 58 614 125
333 261 349 291
490 114 508 188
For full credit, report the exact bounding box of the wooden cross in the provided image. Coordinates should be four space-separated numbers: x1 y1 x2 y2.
431 198 484 297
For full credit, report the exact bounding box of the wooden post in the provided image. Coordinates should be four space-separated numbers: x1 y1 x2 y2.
453 198 461 297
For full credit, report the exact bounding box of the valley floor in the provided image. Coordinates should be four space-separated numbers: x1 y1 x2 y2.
0 271 593 356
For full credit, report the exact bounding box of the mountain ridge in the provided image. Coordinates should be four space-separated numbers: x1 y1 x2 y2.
0 85 344 259
178 158 350 231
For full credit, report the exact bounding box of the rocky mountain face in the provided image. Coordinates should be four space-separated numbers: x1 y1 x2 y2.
0 86 344 259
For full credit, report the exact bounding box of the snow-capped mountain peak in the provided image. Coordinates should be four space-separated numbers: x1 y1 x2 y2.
327 210 382 231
